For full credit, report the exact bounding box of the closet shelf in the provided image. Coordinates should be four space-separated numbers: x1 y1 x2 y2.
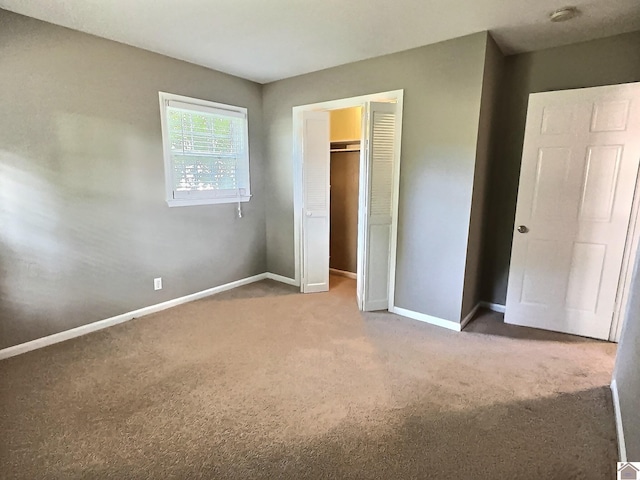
330 147 360 152
330 139 361 153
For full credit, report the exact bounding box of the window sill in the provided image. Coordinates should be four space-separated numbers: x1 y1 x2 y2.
166 196 252 208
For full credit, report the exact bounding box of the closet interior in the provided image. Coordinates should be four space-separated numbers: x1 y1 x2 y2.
329 107 362 279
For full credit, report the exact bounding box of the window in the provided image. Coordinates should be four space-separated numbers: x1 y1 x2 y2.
159 92 251 207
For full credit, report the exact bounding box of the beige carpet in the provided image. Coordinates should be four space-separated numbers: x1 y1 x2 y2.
0 276 618 479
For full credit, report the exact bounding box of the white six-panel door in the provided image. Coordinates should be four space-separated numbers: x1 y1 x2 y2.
360 102 397 311
505 82 640 339
301 111 331 293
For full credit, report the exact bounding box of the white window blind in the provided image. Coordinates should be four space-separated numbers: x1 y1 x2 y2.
159 92 251 207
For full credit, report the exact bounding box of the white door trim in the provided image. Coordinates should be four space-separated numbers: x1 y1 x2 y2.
292 90 404 309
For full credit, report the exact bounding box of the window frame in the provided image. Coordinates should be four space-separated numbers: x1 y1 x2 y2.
158 91 252 207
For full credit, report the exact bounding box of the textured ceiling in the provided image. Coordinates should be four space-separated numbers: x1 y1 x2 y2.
1 0 639 83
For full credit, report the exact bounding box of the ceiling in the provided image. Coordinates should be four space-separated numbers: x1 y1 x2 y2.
1 0 639 83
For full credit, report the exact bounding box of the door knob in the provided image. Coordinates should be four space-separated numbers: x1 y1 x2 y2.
517 225 529 233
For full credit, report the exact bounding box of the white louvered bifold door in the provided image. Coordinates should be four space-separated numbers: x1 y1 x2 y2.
362 102 397 310
302 111 331 293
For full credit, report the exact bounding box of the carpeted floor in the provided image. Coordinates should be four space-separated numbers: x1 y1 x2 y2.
0 275 618 479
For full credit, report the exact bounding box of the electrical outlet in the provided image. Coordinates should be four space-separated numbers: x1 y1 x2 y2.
154 277 162 290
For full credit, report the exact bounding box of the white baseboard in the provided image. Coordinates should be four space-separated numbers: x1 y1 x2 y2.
266 272 299 286
460 302 481 330
391 303 480 332
0 272 281 361
480 301 506 313
611 379 627 462
365 299 389 311
390 306 464 332
329 268 357 280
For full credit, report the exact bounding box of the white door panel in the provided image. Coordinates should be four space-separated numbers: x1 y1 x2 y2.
302 111 330 293
361 102 396 311
505 82 640 339
365 222 391 310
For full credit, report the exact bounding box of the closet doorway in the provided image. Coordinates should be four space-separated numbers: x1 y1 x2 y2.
292 90 404 311
329 107 361 282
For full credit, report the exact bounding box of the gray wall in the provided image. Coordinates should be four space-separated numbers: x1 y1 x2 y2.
482 31 640 305
613 251 640 459
461 35 505 319
0 10 266 349
263 33 490 322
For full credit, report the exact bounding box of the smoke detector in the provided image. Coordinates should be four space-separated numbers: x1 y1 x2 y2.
550 6 580 22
